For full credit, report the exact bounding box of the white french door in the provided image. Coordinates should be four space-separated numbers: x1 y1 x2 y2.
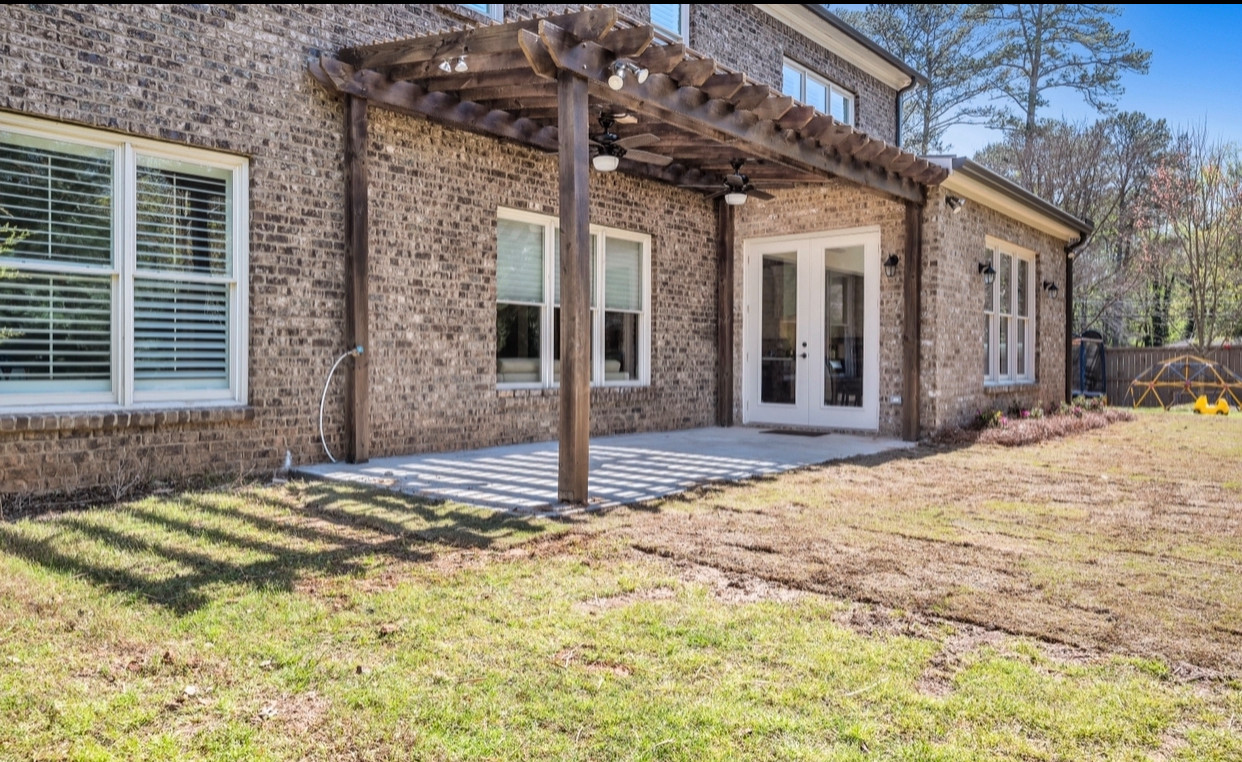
742 228 880 430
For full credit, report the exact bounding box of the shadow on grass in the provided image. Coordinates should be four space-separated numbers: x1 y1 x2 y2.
0 481 559 615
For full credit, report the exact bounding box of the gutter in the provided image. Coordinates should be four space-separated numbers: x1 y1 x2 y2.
895 79 918 148
798 5 927 89
1063 231 1091 402
930 156 1093 239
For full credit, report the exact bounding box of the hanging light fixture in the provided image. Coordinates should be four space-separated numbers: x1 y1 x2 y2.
978 261 996 285
592 142 624 172
883 254 900 278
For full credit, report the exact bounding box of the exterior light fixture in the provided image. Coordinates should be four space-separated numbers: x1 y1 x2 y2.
945 195 965 214
978 261 996 285
607 61 649 90
438 59 452 73
724 191 747 206
592 153 620 171
453 55 468 73
883 253 900 278
1043 280 1060 298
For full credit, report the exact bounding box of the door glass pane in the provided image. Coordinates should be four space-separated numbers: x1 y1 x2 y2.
824 245 865 408
760 253 797 405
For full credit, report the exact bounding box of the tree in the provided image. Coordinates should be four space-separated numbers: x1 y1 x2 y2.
837 4 999 155
1146 125 1242 350
977 4 1151 135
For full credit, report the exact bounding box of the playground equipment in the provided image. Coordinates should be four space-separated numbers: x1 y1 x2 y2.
1193 395 1231 416
1126 354 1242 410
1072 330 1107 398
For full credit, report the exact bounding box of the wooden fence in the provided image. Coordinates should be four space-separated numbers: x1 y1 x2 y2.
1102 346 1242 406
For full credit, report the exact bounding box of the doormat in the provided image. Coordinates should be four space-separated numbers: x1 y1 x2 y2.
760 429 829 437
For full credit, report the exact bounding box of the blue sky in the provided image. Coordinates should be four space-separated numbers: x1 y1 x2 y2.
834 5 1242 156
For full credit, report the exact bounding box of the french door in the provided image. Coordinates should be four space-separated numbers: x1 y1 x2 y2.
742 228 880 430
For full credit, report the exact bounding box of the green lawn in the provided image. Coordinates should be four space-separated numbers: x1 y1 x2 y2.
1 410 1240 760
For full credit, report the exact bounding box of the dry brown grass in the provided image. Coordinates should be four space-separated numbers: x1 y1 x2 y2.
593 409 1242 676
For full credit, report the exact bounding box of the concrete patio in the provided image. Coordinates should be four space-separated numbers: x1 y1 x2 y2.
295 426 913 515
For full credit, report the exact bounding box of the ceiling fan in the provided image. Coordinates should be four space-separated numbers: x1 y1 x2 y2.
590 113 672 171
684 159 775 205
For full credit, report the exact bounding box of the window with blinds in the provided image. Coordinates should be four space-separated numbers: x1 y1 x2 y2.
496 209 650 388
650 5 687 41
983 241 1035 385
0 113 248 408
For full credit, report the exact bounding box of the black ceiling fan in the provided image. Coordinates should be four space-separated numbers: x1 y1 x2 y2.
683 158 775 204
589 113 672 169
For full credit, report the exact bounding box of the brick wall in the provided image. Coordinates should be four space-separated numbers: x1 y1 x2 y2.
920 188 1069 431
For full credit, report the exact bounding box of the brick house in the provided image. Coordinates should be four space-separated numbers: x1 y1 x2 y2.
0 4 1090 501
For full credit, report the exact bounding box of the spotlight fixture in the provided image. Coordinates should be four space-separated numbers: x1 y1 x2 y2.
607 60 649 90
945 195 965 214
453 55 468 73
978 261 996 286
883 254 900 278
438 59 452 73
1042 280 1060 298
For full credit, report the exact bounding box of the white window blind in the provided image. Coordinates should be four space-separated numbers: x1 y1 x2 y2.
604 238 642 311
497 218 544 304
651 4 684 37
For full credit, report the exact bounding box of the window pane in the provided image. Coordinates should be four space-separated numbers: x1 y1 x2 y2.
999 254 1012 315
134 279 229 391
804 77 828 113
0 271 112 393
604 237 641 311
831 90 852 124
782 65 801 100
650 4 682 36
496 304 541 383
1016 317 1027 376
1017 258 1029 317
604 311 639 381
983 314 991 378
999 316 1009 377
136 161 229 276
0 135 113 267
497 218 543 303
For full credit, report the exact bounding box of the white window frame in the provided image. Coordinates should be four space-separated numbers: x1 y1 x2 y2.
496 208 651 390
0 112 249 411
984 237 1036 386
650 4 689 43
458 4 503 22
782 59 854 126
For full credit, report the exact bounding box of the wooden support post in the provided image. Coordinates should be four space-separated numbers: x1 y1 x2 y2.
901 201 923 442
557 70 591 503
344 94 370 463
716 198 735 427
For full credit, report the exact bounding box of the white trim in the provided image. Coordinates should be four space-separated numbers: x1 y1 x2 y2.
742 226 881 431
495 208 651 390
941 173 1080 240
983 237 1036 387
782 59 854 126
0 112 250 412
756 4 915 90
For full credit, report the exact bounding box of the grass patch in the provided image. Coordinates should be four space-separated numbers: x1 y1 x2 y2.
1 413 1240 760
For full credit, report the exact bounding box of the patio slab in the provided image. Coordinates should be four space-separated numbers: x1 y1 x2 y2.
294 426 913 515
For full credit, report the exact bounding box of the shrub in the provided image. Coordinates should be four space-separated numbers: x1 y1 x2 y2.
935 398 1134 447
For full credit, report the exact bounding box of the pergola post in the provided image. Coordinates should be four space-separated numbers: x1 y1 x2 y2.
557 70 591 503
901 200 923 442
715 198 735 427
344 94 370 463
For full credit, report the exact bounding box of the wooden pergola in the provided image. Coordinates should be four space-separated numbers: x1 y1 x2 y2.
310 7 947 503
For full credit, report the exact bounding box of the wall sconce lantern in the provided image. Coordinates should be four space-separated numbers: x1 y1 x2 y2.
1043 280 1060 298
978 261 996 285
945 195 965 214
883 253 900 278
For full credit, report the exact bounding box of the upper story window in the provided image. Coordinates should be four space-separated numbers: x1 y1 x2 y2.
782 59 854 126
496 208 650 389
458 4 502 21
651 4 688 42
0 112 249 410
984 239 1036 386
